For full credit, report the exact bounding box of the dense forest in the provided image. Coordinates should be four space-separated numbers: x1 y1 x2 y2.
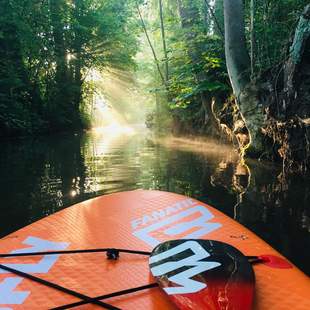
0 0 139 134
1 0 310 173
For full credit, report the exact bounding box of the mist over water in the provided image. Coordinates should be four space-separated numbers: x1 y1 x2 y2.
0 129 309 275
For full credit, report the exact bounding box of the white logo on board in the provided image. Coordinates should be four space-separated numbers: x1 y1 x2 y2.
0 236 69 308
150 240 221 294
131 199 222 247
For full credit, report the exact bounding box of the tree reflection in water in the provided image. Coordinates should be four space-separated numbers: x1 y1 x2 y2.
0 130 309 274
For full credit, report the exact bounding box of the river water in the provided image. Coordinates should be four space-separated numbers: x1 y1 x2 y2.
0 128 309 275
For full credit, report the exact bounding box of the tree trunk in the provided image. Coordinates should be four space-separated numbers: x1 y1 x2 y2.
223 0 265 154
266 4 310 173
72 0 84 112
283 4 310 114
50 0 67 90
205 0 224 37
250 0 255 79
136 2 166 87
74 51 83 109
177 0 219 134
214 0 224 36
223 0 250 98
159 0 169 82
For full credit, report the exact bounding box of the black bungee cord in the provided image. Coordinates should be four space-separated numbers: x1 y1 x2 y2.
0 263 120 310
51 283 159 310
0 248 151 258
0 248 154 310
0 247 264 309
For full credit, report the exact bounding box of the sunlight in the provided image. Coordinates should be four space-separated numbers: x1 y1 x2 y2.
86 68 151 127
84 68 139 158
93 123 135 137
86 69 102 82
66 53 75 62
70 190 77 197
90 122 136 157
91 92 136 137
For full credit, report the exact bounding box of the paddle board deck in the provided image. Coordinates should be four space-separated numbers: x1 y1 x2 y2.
0 190 309 309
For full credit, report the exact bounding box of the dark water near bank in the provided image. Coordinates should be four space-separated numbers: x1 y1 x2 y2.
0 128 309 275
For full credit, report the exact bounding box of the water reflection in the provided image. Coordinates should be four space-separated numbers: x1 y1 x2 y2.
211 161 251 220
0 129 309 275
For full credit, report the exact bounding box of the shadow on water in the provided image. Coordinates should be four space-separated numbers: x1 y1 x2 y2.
0 129 309 275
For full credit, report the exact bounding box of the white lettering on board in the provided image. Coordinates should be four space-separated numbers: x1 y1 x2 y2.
132 205 221 247
131 199 196 230
0 237 69 307
150 241 221 294
0 278 29 304
0 236 69 274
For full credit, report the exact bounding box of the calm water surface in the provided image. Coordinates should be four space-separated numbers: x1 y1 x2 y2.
0 128 309 275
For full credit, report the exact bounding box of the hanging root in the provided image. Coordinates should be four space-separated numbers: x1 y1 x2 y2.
265 117 310 173
213 96 251 160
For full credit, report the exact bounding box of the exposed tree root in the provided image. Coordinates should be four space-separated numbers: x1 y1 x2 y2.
265 117 310 174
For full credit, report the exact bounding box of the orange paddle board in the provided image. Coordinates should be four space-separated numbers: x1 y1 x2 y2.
0 190 309 309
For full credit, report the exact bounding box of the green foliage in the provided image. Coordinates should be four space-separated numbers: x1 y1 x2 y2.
1 0 307 137
139 0 230 132
244 0 309 72
141 0 308 134
0 0 139 137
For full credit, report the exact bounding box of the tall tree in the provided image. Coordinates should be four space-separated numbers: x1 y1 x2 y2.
250 0 255 78
214 0 224 37
177 0 219 133
159 0 169 82
223 0 250 98
223 0 265 153
50 0 68 97
136 2 166 86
